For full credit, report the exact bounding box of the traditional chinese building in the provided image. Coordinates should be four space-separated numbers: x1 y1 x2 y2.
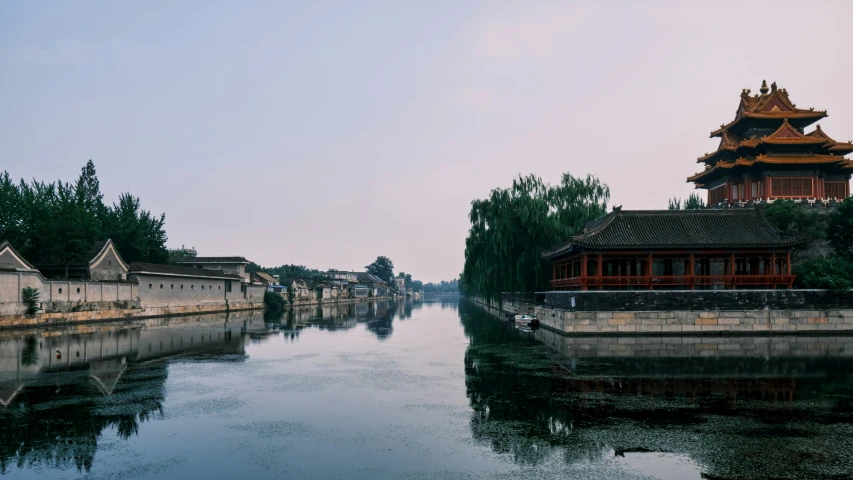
688 80 853 204
543 209 805 291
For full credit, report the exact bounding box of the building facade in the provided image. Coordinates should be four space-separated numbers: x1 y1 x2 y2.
544 209 805 291
688 80 853 204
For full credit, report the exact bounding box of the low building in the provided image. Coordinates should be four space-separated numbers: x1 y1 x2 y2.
128 262 254 307
250 271 277 286
543 208 805 291
327 270 360 296
174 256 251 283
357 273 389 297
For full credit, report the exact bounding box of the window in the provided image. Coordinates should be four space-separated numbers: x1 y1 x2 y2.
225 282 232 293
191 285 194 289
181 285 184 289
732 183 740 201
58 288 62 294
109 260 112 266
751 181 760 198
160 284 163 289
771 178 813 197
171 284 174 289
201 285 204 290
826 182 847 199
76 288 80 294
149 284 153 289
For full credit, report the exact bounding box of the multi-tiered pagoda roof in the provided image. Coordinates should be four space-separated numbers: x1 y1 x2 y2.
688 81 853 201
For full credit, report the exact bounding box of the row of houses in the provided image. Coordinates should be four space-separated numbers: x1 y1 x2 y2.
0 240 265 316
261 270 392 303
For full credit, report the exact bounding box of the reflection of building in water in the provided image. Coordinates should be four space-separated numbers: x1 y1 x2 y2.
460 302 853 479
0 311 265 474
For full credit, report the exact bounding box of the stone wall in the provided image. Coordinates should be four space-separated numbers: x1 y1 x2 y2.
132 273 230 308
541 290 853 312
0 301 264 330
533 305 853 334
0 271 138 315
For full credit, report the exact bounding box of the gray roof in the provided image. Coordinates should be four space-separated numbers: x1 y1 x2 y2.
543 208 806 259
128 262 243 280
174 256 249 264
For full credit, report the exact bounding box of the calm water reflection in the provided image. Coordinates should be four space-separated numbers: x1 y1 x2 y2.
1 299 852 479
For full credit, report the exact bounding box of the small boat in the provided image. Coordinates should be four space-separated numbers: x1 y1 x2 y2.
514 314 535 321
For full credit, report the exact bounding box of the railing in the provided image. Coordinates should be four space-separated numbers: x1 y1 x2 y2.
550 274 796 290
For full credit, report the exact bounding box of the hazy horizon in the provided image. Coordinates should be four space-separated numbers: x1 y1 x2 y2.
2 1 852 282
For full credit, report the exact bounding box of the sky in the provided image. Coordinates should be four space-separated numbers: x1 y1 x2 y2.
2 1 852 283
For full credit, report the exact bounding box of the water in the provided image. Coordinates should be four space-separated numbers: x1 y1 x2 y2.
2 299 852 479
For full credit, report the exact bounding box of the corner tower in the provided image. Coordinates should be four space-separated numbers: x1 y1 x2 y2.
688 80 853 204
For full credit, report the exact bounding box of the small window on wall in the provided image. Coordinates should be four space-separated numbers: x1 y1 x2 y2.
149 284 153 289
76 288 80 294
58 288 63 294
160 284 163 289
191 285 194 289
171 284 174 289
180 285 184 289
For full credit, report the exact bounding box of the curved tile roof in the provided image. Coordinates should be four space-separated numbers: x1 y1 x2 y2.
543 209 805 259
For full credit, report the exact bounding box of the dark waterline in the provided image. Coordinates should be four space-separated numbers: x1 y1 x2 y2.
1 299 852 479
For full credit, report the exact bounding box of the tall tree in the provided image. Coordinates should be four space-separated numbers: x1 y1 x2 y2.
366 256 394 284
828 197 853 257
106 193 169 264
461 172 609 305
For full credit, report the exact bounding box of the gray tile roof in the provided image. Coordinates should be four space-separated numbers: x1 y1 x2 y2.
543 208 806 259
174 256 249 264
128 262 243 280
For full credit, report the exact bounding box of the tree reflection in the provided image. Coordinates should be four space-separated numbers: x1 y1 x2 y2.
459 300 853 477
0 363 166 474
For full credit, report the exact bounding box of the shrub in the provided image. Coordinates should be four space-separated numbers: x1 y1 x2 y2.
828 197 853 257
264 290 286 313
21 287 40 314
793 255 853 293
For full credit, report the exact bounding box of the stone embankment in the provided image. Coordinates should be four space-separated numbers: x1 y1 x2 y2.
471 290 853 335
0 301 264 331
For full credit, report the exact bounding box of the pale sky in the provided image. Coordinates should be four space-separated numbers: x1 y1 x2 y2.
2 1 852 282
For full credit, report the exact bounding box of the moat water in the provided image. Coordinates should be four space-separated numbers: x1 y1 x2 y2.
2 299 852 479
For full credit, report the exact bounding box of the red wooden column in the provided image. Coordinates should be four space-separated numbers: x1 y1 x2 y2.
597 254 603 291
647 253 653 290
729 252 736 289
689 253 695 290
581 254 588 291
770 252 777 289
786 251 793 288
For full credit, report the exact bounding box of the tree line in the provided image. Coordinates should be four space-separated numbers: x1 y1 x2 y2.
762 198 853 292
0 161 168 268
460 172 610 305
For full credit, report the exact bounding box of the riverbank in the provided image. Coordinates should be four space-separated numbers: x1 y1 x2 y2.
469 291 853 335
0 301 265 331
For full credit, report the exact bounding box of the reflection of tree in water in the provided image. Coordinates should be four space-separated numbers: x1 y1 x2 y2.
0 362 166 474
459 301 853 477
461 302 580 466
20 336 39 367
365 302 394 340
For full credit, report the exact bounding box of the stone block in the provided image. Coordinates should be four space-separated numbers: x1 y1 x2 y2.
699 312 719 319
636 325 662 333
661 325 683 332
773 317 790 324
717 317 741 325
598 325 618 333
617 325 636 332
808 317 829 324
612 312 636 320
695 318 717 325
608 318 626 325
701 325 722 331
576 325 599 333
681 325 700 332
641 318 666 325
596 312 613 320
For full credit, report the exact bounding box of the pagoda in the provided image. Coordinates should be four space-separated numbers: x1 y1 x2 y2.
688 80 853 204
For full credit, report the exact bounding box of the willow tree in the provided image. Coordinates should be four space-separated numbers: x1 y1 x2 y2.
461 172 609 305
